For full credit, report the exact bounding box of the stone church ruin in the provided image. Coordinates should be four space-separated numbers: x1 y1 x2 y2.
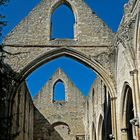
0 0 140 140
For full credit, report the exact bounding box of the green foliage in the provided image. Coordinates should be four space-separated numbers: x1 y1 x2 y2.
0 1 10 139
0 15 7 36
0 0 9 6
0 0 9 39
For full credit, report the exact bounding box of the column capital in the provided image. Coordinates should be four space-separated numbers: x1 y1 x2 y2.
130 69 138 76
111 97 117 101
121 128 128 133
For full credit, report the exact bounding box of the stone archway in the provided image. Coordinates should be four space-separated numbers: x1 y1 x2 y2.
121 83 136 140
50 121 71 134
17 47 116 98
8 47 117 139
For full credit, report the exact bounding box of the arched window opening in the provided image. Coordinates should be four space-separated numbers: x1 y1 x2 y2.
51 3 75 39
103 84 112 139
51 121 71 134
121 85 136 140
50 122 71 139
53 80 65 101
126 88 135 140
106 93 112 139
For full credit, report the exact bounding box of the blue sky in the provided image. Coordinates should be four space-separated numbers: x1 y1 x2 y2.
27 57 96 97
0 0 128 39
51 4 75 39
0 0 128 98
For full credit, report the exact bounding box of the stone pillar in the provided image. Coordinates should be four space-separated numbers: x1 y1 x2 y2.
121 128 128 140
110 97 117 140
130 69 140 139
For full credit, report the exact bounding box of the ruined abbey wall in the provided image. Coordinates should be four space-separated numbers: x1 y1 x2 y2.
33 69 86 140
85 76 112 140
115 1 140 139
0 0 140 140
10 82 34 140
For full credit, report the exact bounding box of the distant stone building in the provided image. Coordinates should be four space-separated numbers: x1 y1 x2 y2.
34 68 86 140
0 0 140 140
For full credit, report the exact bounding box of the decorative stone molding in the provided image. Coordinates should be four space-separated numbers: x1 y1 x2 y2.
121 128 128 133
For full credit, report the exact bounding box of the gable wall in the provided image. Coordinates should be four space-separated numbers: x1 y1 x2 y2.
33 69 86 140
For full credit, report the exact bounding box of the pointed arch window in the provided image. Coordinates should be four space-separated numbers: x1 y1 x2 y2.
121 85 136 140
50 3 75 39
53 80 65 101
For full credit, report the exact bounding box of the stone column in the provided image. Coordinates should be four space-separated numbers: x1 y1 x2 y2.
130 69 140 139
110 97 117 140
121 128 128 140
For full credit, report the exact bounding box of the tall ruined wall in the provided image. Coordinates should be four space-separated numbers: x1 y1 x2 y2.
10 82 34 140
33 68 86 140
2 0 115 81
85 77 104 140
4 0 114 46
1 0 140 140
115 0 140 139
85 76 112 140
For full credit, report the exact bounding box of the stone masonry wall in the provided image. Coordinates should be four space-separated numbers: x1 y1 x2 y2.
33 68 86 140
10 82 34 140
85 76 104 140
4 0 114 46
1 0 140 139
85 76 112 140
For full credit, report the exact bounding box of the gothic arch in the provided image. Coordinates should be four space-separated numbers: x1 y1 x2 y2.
49 0 78 22
53 80 65 101
50 70 69 102
120 82 135 140
120 82 131 120
50 2 75 39
49 0 78 39
50 121 71 134
52 78 67 91
18 47 116 98
10 47 117 139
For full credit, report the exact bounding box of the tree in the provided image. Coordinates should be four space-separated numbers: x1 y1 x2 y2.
0 0 9 5
0 0 9 39
0 1 11 139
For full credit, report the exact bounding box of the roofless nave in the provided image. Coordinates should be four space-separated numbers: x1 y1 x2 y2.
1 0 140 140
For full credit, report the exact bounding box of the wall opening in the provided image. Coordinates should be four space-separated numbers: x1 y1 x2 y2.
104 85 112 139
50 3 75 39
125 87 135 140
26 56 97 98
51 121 70 134
11 53 116 140
121 85 136 140
53 80 65 101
